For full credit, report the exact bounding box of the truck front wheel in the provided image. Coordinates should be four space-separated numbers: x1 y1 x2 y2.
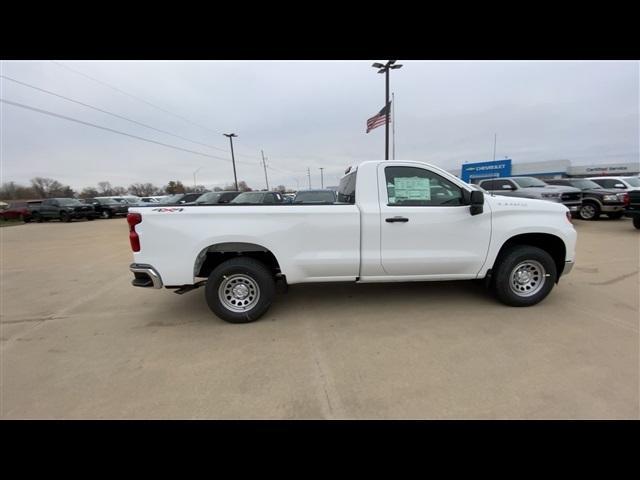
205 257 276 323
492 246 557 307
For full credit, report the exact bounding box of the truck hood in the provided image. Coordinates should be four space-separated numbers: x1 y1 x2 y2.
485 194 569 213
521 185 582 194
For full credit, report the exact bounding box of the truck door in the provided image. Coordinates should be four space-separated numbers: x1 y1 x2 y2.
378 163 492 277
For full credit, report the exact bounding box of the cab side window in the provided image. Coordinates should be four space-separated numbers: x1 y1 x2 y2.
493 179 516 190
385 166 464 206
479 180 494 190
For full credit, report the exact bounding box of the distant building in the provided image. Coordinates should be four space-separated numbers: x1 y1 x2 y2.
449 159 639 183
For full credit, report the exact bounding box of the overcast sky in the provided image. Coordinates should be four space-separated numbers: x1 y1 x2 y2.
1 60 638 191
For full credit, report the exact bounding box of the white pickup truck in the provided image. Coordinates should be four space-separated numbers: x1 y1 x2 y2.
127 160 577 323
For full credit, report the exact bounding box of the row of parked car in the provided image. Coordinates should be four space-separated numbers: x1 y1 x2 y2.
0 190 341 223
150 189 338 206
476 175 640 222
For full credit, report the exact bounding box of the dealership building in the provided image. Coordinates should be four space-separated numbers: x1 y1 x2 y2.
449 159 640 183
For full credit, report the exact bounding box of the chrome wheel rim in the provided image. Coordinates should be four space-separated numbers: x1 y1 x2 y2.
102 211 109 218
509 260 546 297
218 274 260 312
580 204 596 220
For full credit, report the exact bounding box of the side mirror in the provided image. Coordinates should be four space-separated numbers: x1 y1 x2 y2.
469 190 484 216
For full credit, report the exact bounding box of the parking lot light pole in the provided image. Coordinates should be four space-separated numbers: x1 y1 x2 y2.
372 60 402 160
193 167 202 189
223 133 239 191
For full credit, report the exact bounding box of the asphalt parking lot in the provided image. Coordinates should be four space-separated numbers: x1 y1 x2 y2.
1 217 638 419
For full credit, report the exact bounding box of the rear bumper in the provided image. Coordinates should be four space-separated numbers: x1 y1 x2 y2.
562 260 574 276
130 263 163 289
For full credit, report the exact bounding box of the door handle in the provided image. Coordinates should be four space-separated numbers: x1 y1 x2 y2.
385 216 409 223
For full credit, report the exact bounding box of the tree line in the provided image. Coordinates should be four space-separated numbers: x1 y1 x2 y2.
0 178 287 201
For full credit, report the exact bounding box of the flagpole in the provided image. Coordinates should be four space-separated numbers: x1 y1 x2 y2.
392 92 395 160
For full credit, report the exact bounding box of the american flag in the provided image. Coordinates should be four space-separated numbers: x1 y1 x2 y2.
366 102 391 133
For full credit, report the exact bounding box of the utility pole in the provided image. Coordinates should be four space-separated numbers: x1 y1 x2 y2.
307 167 312 189
261 150 270 191
223 133 238 191
372 60 403 160
493 133 497 161
319 168 324 188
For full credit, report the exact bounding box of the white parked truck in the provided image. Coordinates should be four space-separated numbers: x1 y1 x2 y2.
127 160 577 323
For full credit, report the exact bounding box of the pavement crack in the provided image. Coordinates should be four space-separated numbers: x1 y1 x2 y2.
588 270 638 286
2 315 68 325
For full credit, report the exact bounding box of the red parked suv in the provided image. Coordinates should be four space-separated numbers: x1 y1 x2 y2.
0 201 36 222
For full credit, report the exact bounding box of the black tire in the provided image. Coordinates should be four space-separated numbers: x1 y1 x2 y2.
60 211 71 223
578 201 600 220
607 211 624 220
86 216 95 221
204 257 276 323
33 213 43 223
633 216 640 230
492 245 557 307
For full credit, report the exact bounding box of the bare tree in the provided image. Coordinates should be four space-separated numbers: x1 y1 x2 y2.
112 186 127 195
97 181 113 196
275 185 286 193
128 183 159 196
222 181 252 192
79 187 100 199
30 177 75 198
1 182 36 200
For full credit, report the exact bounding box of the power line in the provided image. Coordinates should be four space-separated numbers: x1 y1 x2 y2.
0 98 254 165
1 74 234 154
47 61 336 174
51 61 225 137
51 61 343 172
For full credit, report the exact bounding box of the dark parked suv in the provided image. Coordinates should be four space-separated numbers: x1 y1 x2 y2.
545 178 627 220
31 198 97 222
83 198 129 218
625 190 640 229
293 189 337 204
188 191 241 205
229 191 285 204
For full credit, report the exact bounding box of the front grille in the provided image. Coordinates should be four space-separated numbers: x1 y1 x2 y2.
561 192 582 201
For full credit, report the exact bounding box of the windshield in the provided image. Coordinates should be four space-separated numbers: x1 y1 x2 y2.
196 192 221 203
623 177 640 187
158 194 183 204
57 198 83 206
512 177 547 188
294 191 336 203
231 192 264 203
569 179 602 190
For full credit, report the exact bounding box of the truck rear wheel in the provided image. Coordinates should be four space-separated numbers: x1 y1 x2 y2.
204 257 276 323
633 216 640 229
492 245 557 307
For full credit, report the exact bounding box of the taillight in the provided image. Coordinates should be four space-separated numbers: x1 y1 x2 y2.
566 211 573 224
622 193 630 206
127 213 142 252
